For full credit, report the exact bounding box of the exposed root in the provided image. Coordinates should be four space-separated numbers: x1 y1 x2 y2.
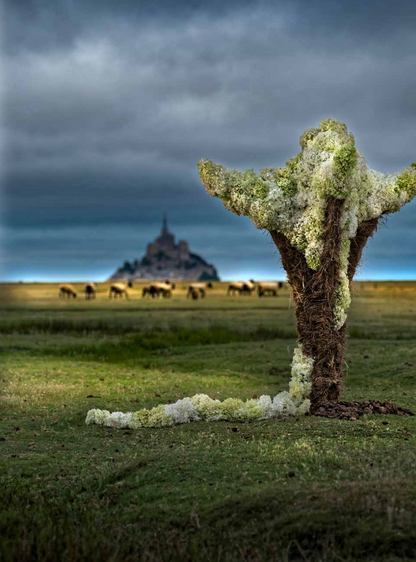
311 400 414 421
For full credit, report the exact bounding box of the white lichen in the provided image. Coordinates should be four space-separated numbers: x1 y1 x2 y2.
288 345 314 405
85 121 416 431
198 119 416 330
85 344 314 429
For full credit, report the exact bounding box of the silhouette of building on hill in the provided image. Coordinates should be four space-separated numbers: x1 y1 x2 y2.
108 215 220 281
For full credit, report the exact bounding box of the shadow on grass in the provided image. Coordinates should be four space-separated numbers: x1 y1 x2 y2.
1 478 415 562
31 326 297 363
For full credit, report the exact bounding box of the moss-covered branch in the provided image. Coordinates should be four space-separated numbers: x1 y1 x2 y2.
198 118 416 330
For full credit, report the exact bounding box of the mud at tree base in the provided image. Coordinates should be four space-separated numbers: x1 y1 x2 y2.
311 400 414 421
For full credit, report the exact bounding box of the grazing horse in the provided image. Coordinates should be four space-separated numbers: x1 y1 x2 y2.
186 282 213 299
154 282 173 298
226 282 245 296
257 282 279 297
142 285 160 299
241 281 256 295
59 284 77 299
84 283 96 300
109 283 129 299
142 282 173 298
227 282 255 296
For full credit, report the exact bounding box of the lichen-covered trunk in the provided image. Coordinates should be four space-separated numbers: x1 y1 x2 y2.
271 199 378 411
271 198 345 409
294 287 347 409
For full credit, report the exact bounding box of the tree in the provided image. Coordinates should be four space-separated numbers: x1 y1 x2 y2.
198 119 416 416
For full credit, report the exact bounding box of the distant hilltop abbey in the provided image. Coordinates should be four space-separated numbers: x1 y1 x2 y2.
108 215 220 281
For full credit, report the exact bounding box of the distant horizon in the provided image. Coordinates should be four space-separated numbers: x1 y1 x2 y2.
2 209 416 284
2 274 416 284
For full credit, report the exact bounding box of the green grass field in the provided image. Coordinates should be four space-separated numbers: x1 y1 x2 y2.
1 281 416 562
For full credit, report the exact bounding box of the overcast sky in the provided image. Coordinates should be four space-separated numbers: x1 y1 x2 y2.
1 0 416 281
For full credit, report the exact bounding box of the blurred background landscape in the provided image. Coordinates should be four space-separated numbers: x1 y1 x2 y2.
1 0 416 283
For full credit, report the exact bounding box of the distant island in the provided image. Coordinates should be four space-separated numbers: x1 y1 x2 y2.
108 215 220 281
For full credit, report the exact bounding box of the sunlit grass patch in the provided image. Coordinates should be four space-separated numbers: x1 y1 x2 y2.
0 282 415 561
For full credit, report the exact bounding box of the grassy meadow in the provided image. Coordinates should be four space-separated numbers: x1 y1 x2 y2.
1 280 416 561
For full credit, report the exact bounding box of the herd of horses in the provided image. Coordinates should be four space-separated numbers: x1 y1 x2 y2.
58 280 283 300
226 281 282 297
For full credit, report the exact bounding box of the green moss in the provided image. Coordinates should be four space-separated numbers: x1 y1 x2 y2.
252 178 270 199
312 175 335 198
330 183 350 199
286 153 302 172
359 172 374 199
305 216 325 239
395 169 416 198
197 159 215 188
310 134 338 153
278 177 297 196
316 143 358 199
276 170 297 196
261 168 297 196
241 170 268 198
289 206 326 270
333 143 358 180
334 275 351 330
299 128 319 149
198 159 233 202
306 253 320 270
339 237 351 272
319 118 348 136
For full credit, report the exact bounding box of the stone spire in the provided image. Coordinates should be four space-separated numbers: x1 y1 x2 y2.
162 213 168 235
156 213 175 249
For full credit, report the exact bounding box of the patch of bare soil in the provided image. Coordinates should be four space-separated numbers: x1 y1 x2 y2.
312 400 414 421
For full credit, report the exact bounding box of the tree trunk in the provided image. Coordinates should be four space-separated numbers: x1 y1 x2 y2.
270 198 379 412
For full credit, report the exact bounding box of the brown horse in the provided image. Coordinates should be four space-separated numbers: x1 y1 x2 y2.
84 283 96 300
109 283 129 299
59 284 77 299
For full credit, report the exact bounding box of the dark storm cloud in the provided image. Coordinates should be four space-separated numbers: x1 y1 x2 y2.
2 0 416 280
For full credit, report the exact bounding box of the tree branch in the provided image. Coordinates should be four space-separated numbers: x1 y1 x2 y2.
347 218 379 282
